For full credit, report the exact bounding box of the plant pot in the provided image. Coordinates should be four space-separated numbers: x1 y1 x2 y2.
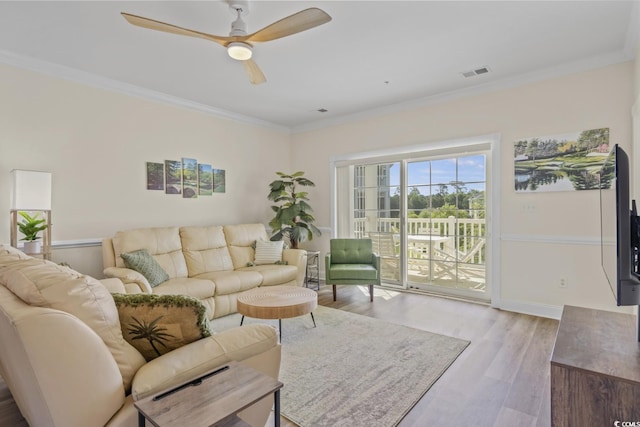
23 240 41 255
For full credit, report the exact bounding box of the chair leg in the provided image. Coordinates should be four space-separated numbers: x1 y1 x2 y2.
332 284 337 301
369 284 374 302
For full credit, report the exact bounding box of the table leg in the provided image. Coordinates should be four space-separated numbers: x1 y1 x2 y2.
274 389 281 427
138 412 145 427
310 312 316 328
278 319 282 341
240 315 245 326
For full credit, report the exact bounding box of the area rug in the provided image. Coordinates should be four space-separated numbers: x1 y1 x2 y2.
210 306 469 427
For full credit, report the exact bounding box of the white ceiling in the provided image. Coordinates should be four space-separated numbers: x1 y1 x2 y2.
0 1 637 132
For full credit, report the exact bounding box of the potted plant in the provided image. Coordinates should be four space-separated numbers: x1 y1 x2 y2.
18 211 48 254
268 171 321 249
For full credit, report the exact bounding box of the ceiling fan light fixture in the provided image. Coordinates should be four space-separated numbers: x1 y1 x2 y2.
227 42 252 60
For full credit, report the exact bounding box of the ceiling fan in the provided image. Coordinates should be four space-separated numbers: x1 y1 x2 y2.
121 1 332 85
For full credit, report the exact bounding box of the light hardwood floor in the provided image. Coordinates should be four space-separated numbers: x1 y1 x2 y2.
271 283 558 427
1 284 558 427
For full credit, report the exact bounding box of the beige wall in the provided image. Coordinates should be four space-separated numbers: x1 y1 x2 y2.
635 42 640 101
292 62 635 316
1 59 637 317
0 63 291 276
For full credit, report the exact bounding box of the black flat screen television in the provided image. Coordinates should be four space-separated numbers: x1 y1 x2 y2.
599 144 640 313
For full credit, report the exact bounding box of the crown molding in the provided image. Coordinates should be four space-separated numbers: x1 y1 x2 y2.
0 44 633 136
0 49 290 133
291 50 633 134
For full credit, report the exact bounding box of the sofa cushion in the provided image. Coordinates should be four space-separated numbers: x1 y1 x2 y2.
194 270 262 296
130 324 278 401
121 249 169 287
152 277 215 300
112 227 188 278
112 293 212 362
330 239 374 264
180 226 234 275
224 224 270 269
328 264 378 281
238 264 298 286
254 240 283 265
0 252 146 392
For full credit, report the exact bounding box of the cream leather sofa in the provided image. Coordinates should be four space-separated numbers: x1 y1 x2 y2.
0 244 281 427
103 223 308 319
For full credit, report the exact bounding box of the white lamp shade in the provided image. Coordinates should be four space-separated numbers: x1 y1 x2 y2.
10 170 52 211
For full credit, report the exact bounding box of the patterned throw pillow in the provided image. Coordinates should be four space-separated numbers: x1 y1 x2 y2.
112 293 212 362
120 249 169 287
254 240 284 265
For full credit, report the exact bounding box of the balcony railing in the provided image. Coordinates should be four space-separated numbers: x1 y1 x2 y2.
353 216 485 263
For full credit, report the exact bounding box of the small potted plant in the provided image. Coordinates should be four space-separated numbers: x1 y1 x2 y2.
18 211 48 254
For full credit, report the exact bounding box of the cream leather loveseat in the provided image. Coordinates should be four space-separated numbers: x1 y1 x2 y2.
103 223 307 319
0 244 281 427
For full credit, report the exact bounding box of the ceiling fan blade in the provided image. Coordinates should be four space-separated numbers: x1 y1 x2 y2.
121 12 232 46
245 8 331 43
243 59 266 85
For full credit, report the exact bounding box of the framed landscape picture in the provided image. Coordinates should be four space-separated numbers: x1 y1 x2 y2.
513 127 610 192
198 164 213 196
146 162 164 190
165 160 182 194
213 169 226 193
182 158 198 198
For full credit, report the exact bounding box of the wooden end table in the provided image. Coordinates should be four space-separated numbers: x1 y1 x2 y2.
237 286 318 340
134 361 283 427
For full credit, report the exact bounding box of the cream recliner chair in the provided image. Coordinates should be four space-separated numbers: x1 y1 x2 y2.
0 245 281 427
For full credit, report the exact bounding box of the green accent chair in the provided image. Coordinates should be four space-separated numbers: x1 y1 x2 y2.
325 238 381 302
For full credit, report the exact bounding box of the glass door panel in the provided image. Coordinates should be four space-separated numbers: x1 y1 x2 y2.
353 163 401 285
406 155 487 298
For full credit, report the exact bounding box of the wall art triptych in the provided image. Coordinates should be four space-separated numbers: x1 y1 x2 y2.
146 158 226 197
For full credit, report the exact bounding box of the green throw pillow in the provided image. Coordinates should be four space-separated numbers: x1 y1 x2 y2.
112 293 212 362
121 249 169 287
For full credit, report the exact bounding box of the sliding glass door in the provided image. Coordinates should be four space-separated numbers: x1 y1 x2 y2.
335 148 489 301
405 156 486 297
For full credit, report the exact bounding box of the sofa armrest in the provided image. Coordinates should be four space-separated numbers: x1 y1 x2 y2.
282 248 306 267
130 324 279 401
103 267 152 294
283 249 307 286
100 277 126 294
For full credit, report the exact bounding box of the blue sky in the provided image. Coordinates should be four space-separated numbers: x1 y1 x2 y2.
388 155 486 194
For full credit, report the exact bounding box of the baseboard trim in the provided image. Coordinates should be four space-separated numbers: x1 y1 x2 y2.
497 299 563 320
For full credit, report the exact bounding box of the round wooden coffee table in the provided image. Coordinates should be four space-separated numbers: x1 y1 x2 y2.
237 286 318 339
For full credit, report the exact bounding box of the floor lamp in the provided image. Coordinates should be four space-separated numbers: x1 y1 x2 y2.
10 170 52 259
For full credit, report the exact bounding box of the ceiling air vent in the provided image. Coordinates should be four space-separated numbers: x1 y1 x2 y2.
461 66 491 78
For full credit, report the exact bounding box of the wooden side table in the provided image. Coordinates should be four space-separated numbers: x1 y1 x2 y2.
134 361 283 427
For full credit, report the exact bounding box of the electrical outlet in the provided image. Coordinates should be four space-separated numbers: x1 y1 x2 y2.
559 277 568 288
